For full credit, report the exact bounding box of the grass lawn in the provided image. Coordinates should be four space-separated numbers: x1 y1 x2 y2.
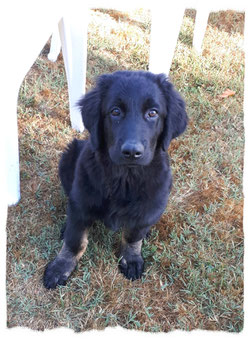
7 8 244 332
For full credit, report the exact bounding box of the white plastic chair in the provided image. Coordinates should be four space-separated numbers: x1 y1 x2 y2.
48 4 210 108
2 0 247 208
4 1 186 206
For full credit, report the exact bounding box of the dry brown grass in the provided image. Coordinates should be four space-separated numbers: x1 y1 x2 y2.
6 9 244 332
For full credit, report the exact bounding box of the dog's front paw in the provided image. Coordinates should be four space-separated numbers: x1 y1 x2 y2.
43 257 76 289
119 255 144 281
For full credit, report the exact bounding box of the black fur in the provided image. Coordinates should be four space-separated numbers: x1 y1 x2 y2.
43 71 188 288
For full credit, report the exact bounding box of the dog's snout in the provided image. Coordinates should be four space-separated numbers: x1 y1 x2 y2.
121 142 144 160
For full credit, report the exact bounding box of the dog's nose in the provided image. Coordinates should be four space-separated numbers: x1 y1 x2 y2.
121 142 144 160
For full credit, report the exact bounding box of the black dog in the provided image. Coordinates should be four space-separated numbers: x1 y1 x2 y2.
43 71 188 289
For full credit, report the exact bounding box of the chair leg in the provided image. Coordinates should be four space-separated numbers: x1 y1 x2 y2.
193 7 210 54
58 11 89 132
48 28 61 62
149 5 185 75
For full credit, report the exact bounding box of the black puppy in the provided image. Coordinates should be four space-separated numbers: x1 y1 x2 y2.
43 71 188 289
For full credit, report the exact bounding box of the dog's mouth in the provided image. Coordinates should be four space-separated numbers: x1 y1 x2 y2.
110 156 146 167
124 163 140 167
114 159 141 167
117 157 151 167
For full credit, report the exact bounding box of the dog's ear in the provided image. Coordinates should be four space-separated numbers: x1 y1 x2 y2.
157 74 188 151
77 75 111 150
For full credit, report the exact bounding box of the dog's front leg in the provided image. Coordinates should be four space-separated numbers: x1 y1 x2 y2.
119 227 150 281
43 203 89 289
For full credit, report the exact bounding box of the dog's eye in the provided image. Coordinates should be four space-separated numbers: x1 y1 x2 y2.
110 108 121 117
147 109 158 118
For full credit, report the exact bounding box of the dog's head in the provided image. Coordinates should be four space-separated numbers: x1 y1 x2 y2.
78 71 188 166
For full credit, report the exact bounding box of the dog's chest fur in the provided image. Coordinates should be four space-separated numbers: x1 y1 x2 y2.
86 151 172 231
